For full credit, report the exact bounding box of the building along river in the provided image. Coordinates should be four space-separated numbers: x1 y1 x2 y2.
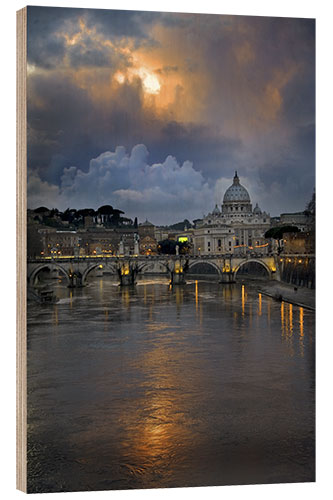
27 274 315 492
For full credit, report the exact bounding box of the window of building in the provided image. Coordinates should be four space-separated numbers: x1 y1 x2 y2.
218 239 221 247
208 241 211 246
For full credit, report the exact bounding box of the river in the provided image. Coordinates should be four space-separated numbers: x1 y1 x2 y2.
27 276 315 492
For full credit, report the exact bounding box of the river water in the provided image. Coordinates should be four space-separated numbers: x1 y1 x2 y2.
27 276 315 493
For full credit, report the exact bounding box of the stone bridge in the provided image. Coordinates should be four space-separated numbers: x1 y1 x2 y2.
27 254 280 287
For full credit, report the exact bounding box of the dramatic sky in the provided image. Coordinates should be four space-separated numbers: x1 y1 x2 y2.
27 7 315 224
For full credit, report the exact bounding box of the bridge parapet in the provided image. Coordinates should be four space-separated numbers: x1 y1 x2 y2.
27 253 280 287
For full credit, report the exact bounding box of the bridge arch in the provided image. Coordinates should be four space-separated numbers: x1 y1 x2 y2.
187 259 222 276
137 261 169 274
82 262 117 285
233 258 271 279
28 263 71 286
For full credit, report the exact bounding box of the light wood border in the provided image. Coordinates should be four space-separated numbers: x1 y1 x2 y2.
16 6 27 493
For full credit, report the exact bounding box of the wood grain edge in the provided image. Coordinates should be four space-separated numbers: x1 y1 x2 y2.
16 6 27 493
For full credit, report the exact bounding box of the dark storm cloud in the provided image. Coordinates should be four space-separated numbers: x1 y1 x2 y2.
27 68 240 187
157 121 241 178
27 72 95 177
83 8 161 42
27 6 79 68
27 6 158 69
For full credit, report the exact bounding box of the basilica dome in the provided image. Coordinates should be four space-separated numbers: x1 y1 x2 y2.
223 172 250 203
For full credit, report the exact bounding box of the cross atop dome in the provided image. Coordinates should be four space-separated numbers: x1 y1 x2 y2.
233 171 240 185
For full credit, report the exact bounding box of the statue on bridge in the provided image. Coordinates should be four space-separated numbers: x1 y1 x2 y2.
134 233 140 256
118 237 125 256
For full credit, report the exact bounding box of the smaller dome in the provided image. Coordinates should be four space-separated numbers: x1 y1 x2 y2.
139 219 154 226
212 204 220 215
253 203 262 214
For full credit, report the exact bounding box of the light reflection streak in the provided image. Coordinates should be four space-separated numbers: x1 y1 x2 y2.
121 342 197 474
299 307 304 337
195 280 198 313
122 288 130 309
284 303 294 357
258 293 262 316
175 287 183 314
289 304 293 335
249 303 252 327
53 305 58 326
281 301 284 337
299 307 304 357
241 285 245 317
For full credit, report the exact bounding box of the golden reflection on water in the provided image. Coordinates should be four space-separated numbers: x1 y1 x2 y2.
195 280 198 313
286 304 294 356
280 301 298 357
299 307 304 357
53 305 58 326
121 288 130 309
281 301 284 337
175 287 183 315
104 308 108 323
299 307 304 336
289 304 293 335
241 285 245 317
258 293 262 316
69 289 73 309
249 302 252 327
123 346 192 472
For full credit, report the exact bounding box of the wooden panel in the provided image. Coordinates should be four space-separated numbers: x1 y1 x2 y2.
16 6 27 493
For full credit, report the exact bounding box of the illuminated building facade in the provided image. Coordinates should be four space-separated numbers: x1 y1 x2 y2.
193 172 271 256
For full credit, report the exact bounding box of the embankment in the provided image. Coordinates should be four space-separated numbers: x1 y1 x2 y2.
258 280 315 311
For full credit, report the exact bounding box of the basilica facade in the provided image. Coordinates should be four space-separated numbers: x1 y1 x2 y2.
192 172 271 256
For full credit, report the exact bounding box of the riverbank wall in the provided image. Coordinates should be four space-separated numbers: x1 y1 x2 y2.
278 254 315 289
259 280 315 311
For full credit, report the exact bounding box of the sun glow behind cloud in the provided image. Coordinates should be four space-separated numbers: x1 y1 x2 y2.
137 68 161 94
114 66 161 94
